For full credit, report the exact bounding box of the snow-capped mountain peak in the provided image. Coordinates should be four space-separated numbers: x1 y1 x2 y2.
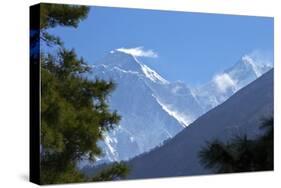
83 48 204 164
194 53 273 111
96 50 142 72
82 49 273 166
96 49 168 84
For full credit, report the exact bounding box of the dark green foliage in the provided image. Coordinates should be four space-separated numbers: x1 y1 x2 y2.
38 3 129 184
92 163 130 182
199 118 273 173
40 4 89 29
39 3 89 46
199 139 235 173
41 32 63 47
40 48 122 184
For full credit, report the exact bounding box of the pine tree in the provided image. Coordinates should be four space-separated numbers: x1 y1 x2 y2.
35 3 130 184
198 117 273 173
39 3 89 46
92 162 130 182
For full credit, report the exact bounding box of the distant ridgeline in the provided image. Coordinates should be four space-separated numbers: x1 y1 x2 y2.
80 49 273 167
82 68 273 179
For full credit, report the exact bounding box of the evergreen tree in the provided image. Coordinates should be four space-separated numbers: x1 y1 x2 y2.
36 3 129 184
198 117 273 173
92 162 130 182
39 3 89 46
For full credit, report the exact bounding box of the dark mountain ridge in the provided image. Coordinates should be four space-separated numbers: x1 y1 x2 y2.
126 69 273 179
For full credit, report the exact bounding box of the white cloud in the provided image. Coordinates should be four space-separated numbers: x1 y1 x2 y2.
213 73 236 93
116 47 158 58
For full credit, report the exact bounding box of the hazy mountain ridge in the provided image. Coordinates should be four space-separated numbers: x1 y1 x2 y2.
81 49 272 166
194 55 272 111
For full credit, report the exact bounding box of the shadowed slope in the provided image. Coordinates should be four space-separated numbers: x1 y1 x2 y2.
127 69 273 179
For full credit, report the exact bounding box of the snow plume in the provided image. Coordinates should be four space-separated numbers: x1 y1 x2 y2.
246 50 274 66
241 55 262 77
213 73 237 93
116 47 158 58
241 50 273 77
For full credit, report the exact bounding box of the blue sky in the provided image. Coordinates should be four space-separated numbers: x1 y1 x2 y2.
47 6 274 86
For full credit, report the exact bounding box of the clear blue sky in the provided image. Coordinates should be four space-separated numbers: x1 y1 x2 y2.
47 6 274 86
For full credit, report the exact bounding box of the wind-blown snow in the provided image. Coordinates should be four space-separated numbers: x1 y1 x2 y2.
116 47 158 58
242 55 262 77
140 64 169 84
112 66 139 75
213 73 237 93
103 133 118 161
153 95 190 127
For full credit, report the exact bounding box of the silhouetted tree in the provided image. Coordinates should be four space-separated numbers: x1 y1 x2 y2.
39 3 89 46
92 162 130 181
199 117 273 173
37 3 129 184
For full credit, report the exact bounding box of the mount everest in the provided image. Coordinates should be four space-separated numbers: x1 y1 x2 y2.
83 48 272 165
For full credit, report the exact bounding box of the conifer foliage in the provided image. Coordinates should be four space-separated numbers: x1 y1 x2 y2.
199 118 273 173
35 4 129 184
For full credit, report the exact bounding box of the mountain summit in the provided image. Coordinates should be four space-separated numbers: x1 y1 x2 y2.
95 50 169 84
83 49 272 165
194 55 272 111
